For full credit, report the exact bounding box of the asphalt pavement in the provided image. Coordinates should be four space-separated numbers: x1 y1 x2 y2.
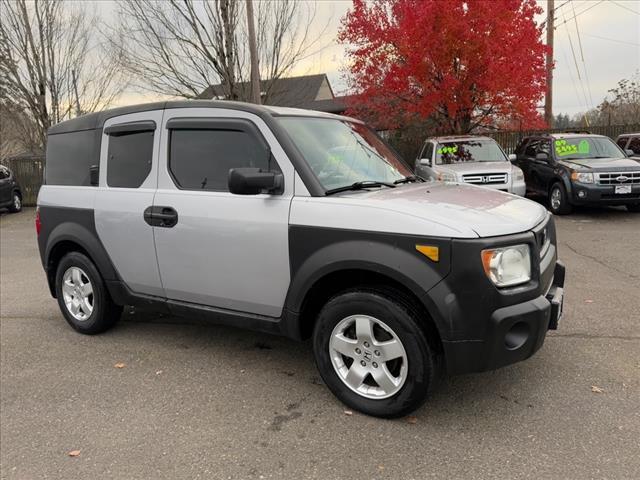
1 207 639 479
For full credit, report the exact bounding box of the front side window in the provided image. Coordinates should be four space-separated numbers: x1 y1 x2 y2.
107 131 154 188
524 139 540 158
277 117 412 191
552 136 626 161
169 129 272 191
0 167 9 180
434 139 508 165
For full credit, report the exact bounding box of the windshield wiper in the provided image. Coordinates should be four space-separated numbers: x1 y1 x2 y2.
325 180 397 196
393 175 422 184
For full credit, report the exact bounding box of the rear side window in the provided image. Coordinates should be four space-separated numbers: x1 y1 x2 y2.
616 137 628 149
46 129 100 186
628 137 640 154
0 167 9 180
169 128 272 191
524 139 540 157
107 131 154 188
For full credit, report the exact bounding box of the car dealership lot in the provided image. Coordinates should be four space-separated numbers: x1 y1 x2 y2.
1 208 639 479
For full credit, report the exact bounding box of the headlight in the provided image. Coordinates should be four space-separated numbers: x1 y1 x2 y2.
512 167 524 182
570 171 594 184
481 244 531 287
437 172 456 182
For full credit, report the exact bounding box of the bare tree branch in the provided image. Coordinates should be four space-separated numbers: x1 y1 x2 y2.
0 0 126 149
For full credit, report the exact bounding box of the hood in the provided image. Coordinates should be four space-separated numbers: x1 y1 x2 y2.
560 157 640 171
437 161 512 174
337 182 548 238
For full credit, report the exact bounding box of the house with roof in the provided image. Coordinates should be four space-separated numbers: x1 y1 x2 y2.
198 74 349 115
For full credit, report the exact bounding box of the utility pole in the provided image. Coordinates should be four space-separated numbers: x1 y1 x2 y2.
544 0 554 127
246 0 261 105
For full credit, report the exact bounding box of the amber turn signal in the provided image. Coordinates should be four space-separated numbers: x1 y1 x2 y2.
415 245 439 262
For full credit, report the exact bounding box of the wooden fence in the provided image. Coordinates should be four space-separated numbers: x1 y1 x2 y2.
2 155 44 207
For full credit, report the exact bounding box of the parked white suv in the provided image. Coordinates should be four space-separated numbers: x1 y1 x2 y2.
37 101 564 418
415 135 526 195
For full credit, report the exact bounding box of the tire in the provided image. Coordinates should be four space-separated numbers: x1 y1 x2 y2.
8 192 22 213
54 252 122 334
548 183 572 215
312 289 435 418
626 203 640 213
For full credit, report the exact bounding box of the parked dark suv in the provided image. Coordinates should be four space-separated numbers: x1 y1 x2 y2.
513 133 640 214
0 165 22 213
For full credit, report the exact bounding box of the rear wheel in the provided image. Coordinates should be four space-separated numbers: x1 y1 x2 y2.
8 192 21 213
626 204 640 213
549 183 572 215
55 252 122 334
312 290 435 418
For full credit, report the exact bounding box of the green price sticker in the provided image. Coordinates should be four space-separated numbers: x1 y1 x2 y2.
554 139 581 156
438 146 458 155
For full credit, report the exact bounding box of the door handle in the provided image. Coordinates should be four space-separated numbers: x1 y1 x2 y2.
143 206 178 227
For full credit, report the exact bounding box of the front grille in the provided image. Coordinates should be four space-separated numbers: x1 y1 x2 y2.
462 173 508 185
597 172 640 185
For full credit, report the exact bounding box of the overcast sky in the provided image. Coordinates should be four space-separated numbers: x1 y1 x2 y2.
106 0 640 117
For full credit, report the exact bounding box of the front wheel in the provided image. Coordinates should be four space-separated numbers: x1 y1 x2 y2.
549 183 573 215
8 192 22 213
626 203 640 213
55 252 122 334
312 290 435 418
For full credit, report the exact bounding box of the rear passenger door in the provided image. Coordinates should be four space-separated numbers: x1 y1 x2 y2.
93 111 165 296
0 166 11 205
153 108 294 317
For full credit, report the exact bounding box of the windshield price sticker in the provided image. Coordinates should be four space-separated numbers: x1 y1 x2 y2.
555 139 590 156
438 146 458 155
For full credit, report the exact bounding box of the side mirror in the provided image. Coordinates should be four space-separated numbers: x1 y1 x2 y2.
508 153 517 162
228 168 283 195
419 158 431 166
535 152 549 161
625 149 634 157
89 165 99 186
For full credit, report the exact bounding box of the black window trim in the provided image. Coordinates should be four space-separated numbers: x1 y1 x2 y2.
104 120 156 136
166 117 281 194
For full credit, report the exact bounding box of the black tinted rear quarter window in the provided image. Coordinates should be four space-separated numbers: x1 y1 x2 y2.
107 131 154 188
169 128 272 191
628 137 640 154
616 137 629 149
45 129 100 186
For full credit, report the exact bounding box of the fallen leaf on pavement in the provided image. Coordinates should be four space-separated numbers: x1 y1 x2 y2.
68 450 81 457
591 385 604 393
378 464 385 471
584 300 594 304
343 410 353 416
114 363 126 369
155 370 163 375
406 416 418 424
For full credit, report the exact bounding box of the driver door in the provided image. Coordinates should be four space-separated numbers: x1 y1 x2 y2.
152 108 295 317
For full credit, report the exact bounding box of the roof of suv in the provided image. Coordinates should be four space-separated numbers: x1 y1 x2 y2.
617 132 639 138
426 135 495 143
48 100 360 135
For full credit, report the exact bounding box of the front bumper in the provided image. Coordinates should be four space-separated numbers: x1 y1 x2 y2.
442 261 565 374
570 182 640 205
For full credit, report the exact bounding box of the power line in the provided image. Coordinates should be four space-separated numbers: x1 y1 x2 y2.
571 1 594 108
611 1 640 15
555 0 604 28
581 33 640 47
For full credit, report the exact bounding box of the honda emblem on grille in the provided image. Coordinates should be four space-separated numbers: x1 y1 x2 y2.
616 176 629 183
482 176 489 183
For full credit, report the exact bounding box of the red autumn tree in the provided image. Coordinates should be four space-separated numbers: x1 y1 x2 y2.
339 0 548 133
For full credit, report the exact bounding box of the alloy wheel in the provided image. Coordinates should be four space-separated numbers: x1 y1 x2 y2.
61 266 94 321
329 314 408 399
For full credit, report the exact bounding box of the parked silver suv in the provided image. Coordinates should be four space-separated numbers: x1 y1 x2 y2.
37 101 564 418
415 135 526 195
